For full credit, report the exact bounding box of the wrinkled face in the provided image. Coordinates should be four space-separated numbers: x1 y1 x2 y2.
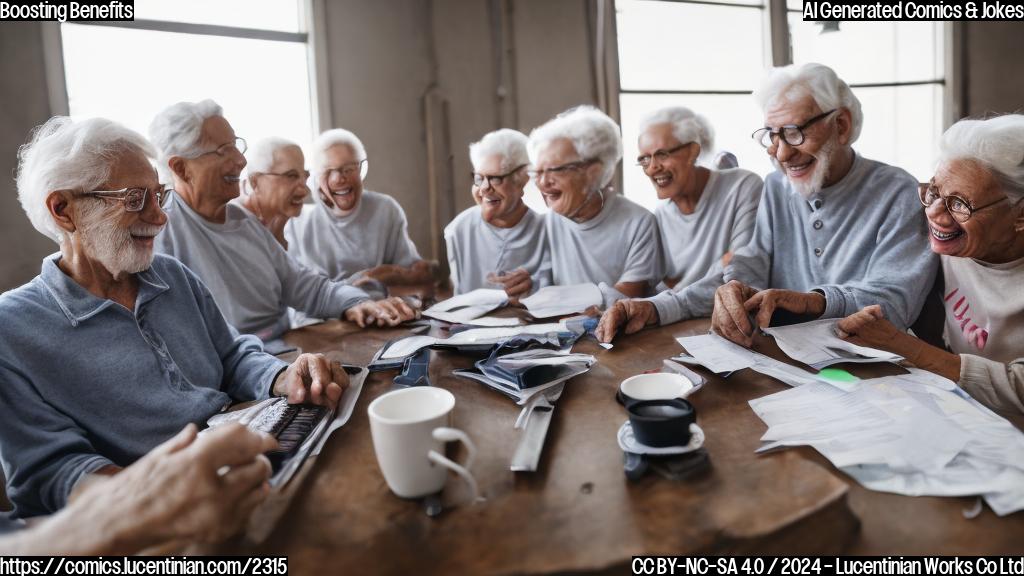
252 145 309 219
764 95 843 198
472 153 526 224
533 138 602 217
638 123 698 201
318 143 364 216
76 150 167 278
925 159 1016 260
181 115 247 205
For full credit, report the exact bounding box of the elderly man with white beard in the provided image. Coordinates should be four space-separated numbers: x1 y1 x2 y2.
150 101 418 346
0 117 349 518
597 62 938 345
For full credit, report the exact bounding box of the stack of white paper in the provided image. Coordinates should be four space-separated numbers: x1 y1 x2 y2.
377 322 569 360
521 283 603 318
422 289 508 323
763 319 904 369
749 370 1024 516
675 333 828 388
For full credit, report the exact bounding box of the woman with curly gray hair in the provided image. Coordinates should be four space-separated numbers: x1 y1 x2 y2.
839 114 1024 418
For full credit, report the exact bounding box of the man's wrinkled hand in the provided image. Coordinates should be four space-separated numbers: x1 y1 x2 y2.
743 289 826 330
710 280 759 347
344 298 420 327
273 352 349 409
595 299 658 343
488 268 532 301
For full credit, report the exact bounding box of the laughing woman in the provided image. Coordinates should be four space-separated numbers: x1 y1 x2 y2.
837 114 1024 418
240 137 310 248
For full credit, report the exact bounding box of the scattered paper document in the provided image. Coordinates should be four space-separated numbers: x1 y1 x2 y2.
521 283 602 318
763 319 903 369
422 289 508 323
749 369 1024 516
377 323 568 360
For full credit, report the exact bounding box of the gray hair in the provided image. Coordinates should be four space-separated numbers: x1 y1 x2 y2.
469 129 529 173
245 136 301 177
638 106 715 164
311 128 367 179
527 105 623 188
148 99 223 183
939 114 1024 203
753 62 863 145
16 116 155 244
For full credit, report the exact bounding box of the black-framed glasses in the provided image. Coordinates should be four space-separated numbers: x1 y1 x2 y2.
197 137 247 158
472 164 526 188
80 186 171 212
752 109 837 149
527 158 597 181
260 169 311 184
919 184 1009 223
636 143 690 168
323 159 366 180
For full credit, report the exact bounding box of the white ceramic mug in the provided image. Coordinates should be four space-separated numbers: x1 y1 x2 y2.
368 387 479 502
620 372 695 403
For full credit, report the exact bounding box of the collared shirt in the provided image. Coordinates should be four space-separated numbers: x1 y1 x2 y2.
443 205 552 294
648 153 939 329
0 253 287 518
155 193 369 341
545 192 664 290
285 191 422 282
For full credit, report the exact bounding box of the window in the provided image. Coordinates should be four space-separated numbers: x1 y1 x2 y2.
58 0 317 163
616 0 947 209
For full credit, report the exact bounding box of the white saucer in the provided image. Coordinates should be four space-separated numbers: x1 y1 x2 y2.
617 421 705 456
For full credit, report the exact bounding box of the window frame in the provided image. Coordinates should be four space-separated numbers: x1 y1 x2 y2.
39 0 332 133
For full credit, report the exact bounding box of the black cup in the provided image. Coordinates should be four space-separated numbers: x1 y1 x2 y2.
626 398 696 448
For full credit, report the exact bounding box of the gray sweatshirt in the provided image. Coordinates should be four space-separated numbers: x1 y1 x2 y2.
155 193 369 341
647 153 939 330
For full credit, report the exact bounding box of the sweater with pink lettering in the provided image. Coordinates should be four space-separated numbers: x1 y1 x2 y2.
942 254 1024 416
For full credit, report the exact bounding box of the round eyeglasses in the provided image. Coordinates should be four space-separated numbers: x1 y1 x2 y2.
81 186 171 212
323 159 367 180
472 164 526 188
919 185 1009 223
752 109 837 149
636 143 689 168
527 159 597 181
197 137 247 158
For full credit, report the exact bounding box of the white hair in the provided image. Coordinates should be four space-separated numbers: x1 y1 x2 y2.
939 114 1024 203
469 129 529 173
527 105 623 188
16 116 155 244
245 136 301 176
753 62 863 145
311 128 367 178
148 99 223 183
638 106 715 164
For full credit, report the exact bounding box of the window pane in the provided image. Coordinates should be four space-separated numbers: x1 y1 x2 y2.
789 17 944 84
616 0 766 91
787 0 804 11
134 0 303 33
61 24 314 174
853 84 943 183
620 93 774 211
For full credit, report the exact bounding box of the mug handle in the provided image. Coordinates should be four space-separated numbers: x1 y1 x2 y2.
428 427 481 504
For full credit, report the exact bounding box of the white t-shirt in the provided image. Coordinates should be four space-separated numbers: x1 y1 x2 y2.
285 190 421 281
545 192 663 290
941 253 1024 363
443 205 552 294
654 168 762 290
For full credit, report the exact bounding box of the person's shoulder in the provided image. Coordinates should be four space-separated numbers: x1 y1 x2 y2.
856 155 921 211
716 167 763 186
613 194 657 224
445 205 481 237
365 190 404 213
0 274 47 314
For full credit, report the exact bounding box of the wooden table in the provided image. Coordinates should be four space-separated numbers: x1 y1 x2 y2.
213 318 1024 573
